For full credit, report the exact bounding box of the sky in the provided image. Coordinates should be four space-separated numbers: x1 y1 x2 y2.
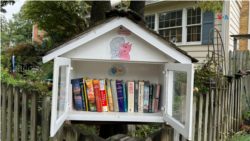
1 0 121 21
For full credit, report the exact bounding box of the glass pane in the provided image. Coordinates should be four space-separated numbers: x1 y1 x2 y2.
57 65 67 119
187 9 191 17
187 27 191 34
197 34 201 41
152 15 155 22
159 30 164 36
171 12 176 19
177 35 182 42
192 9 196 16
177 28 182 35
192 26 196 34
159 22 163 28
172 71 187 126
192 17 196 24
197 16 201 24
187 34 191 42
176 19 182 26
197 26 201 33
152 24 155 29
166 13 170 20
165 29 169 36
171 29 176 36
165 20 169 27
159 14 164 21
197 8 201 16
187 17 191 25
145 16 148 22
177 11 182 18
170 19 176 27
192 34 196 41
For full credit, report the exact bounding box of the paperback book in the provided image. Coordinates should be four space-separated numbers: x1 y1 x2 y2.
143 81 150 113
86 79 97 111
71 78 84 111
128 81 134 113
116 80 125 112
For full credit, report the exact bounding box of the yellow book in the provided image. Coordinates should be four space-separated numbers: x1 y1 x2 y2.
83 78 88 111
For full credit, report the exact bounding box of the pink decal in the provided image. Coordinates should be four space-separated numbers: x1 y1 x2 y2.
117 29 131 38
116 42 132 60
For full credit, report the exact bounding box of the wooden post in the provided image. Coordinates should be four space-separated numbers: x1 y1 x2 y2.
208 90 214 141
234 38 237 72
14 86 20 141
234 79 237 132
237 78 241 131
229 51 232 75
197 94 203 141
217 89 222 141
192 96 196 141
203 93 209 141
42 95 51 141
1 82 7 141
52 126 64 141
221 88 225 141
213 89 218 140
7 84 13 141
21 89 28 141
30 90 38 141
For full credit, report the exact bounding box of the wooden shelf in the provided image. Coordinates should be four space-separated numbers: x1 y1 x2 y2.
68 110 165 123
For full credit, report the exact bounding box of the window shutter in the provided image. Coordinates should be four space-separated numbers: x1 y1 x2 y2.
202 10 214 44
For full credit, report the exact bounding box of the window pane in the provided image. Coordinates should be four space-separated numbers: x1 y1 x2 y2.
166 29 169 36
159 30 164 36
192 34 196 41
159 14 164 21
187 9 191 17
192 26 196 34
152 16 155 22
197 26 201 33
165 13 170 21
192 17 196 24
145 16 148 22
171 12 176 19
152 24 155 29
159 22 163 28
187 34 191 42
177 28 182 35
176 19 182 26
192 9 196 16
172 71 187 126
177 35 182 42
177 11 182 18
197 16 201 24
171 29 176 36
197 34 201 41
165 20 169 27
187 27 191 34
197 8 201 16
170 19 176 27
159 28 182 43
57 66 67 119
187 17 191 25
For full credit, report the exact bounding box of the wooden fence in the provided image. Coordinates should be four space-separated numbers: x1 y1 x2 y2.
228 50 250 75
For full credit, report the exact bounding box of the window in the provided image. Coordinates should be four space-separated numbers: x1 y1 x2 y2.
145 15 155 29
38 30 41 35
187 8 201 42
158 10 182 43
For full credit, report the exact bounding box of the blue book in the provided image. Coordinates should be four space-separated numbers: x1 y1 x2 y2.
116 80 125 112
143 81 150 113
71 78 84 111
122 83 128 112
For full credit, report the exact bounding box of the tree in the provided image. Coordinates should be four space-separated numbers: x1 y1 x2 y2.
1 0 15 13
194 1 224 13
90 1 111 26
22 1 91 44
129 1 145 19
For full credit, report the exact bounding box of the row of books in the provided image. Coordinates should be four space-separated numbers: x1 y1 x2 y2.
71 78 161 113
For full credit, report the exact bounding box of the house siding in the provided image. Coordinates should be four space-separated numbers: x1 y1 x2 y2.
145 1 222 64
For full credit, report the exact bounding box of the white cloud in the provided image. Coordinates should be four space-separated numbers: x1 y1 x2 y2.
2 0 25 21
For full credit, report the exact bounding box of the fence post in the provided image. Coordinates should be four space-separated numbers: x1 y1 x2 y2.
217 88 222 141
213 89 218 140
197 94 203 141
234 79 237 131
202 92 209 141
14 86 20 141
21 89 28 141
30 90 38 141
1 82 7 141
192 96 196 141
7 84 13 141
208 90 214 141
42 95 51 141
229 51 232 75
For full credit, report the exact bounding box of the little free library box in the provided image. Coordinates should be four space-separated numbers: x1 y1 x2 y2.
42 14 198 140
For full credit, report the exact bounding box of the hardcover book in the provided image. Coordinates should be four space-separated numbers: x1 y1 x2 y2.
116 80 125 112
152 84 157 113
83 78 89 111
138 81 144 113
104 79 109 112
111 80 119 112
107 80 114 112
122 83 128 112
154 84 161 113
99 79 108 112
143 81 150 113
93 80 103 112
71 78 84 111
80 82 87 111
134 81 139 112
148 84 153 113
128 81 134 113
86 79 97 111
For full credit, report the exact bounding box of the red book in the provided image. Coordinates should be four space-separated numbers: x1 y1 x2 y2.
93 80 103 112
154 84 160 113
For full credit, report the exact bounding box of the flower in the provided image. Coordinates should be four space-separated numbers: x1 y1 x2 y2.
31 81 34 84
40 81 43 84
5 68 8 72
45 89 48 92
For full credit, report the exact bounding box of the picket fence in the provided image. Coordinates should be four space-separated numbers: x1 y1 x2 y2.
228 50 250 75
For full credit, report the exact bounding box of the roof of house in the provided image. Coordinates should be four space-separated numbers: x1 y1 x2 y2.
43 9 198 63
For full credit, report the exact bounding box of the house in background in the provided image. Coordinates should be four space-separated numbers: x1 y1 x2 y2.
32 24 46 43
239 1 250 50
144 1 242 64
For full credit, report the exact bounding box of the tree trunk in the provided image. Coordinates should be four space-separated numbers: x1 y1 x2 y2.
90 1 111 26
129 1 145 20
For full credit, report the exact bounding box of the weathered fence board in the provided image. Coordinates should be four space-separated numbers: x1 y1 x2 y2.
42 95 51 141
1 82 7 141
7 84 13 141
21 89 28 141
14 86 20 141
30 90 38 141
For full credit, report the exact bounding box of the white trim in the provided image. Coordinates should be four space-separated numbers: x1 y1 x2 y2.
43 17 192 64
155 13 159 33
248 1 250 50
182 8 187 45
222 2 226 50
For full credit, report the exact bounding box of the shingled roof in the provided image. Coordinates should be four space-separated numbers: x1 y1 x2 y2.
43 9 198 63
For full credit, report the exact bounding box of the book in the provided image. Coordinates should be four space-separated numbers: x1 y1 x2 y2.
143 81 150 113
93 80 103 112
154 84 160 113
83 78 89 111
111 80 119 112
122 83 128 112
152 84 157 113
134 81 139 112
86 79 97 111
128 81 134 113
104 79 109 112
107 80 114 112
138 81 144 113
148 84 153 113
99 79 108 112
116 80 125 112
71 78 84 111
80 82 87 111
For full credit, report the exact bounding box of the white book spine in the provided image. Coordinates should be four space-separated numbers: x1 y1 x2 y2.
138 81 144 113
111 80 119 112
128 82 134 113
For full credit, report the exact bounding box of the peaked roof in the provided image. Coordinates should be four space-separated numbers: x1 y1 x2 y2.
43 10 198 63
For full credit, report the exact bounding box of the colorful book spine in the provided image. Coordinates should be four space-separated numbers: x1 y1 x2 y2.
80 82 87 111
148 84 153 113
116 80 125 112
128 81 134 113
93 80 103 112
134 81 139 112
152 84 157 113
99 79 108 112
122 83 128 112
86 79 97 111
143 81 150 113
154 84 160 113
83 78 89 111
104 79 109 112
111 80 119 112
107 80 114 112
138 81 144 113
71 78 84 111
